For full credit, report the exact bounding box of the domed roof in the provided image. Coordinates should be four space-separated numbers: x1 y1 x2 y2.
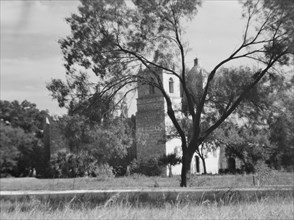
187 58 204 102
182 58 204 113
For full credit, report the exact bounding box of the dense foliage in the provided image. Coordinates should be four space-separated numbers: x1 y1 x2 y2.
50 152 114 178
0 99 136 178
130 158 164 176
0 100 47 177
0 100 48 134
212 69 294 172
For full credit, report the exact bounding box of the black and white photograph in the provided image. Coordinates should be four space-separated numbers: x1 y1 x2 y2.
1 0 293 219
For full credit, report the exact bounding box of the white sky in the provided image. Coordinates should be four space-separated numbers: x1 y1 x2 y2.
1 0 247 116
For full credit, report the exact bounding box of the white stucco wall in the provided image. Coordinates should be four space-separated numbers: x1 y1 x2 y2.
165 137 182 176
195 147 221 174
165 139 222 176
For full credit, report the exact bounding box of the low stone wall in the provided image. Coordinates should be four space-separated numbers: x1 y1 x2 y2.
1 186 293 205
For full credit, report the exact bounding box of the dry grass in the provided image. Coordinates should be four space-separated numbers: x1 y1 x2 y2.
1 172 292 219
0 172 293 191
1 196 293 220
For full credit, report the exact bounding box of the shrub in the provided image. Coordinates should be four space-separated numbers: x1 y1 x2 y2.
92 164 114 178
158 153 181 177
130 158 163 176
50 152 114 178
108 146 136 176
50 152 82 178
254 160 274 185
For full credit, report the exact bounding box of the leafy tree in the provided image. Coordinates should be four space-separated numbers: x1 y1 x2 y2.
0 122 43 177
159 153 181 177
57 114 90 153
0 122 20 176
269 114 294 169
86 118 133 164
211 68 294 172
214 122 272 173
195 143 217 175
48 73 136 172
52 0 293 186
0 100 49 177
47 73 114 124
0 100 48 135
268 80 294 169
108 115 137 176
57 114 133 164
181 66 283 174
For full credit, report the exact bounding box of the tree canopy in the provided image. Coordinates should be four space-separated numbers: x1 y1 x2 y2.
0 100 47 177
57 114 133 163
0 100 48 134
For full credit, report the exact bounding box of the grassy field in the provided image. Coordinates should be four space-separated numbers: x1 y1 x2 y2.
1 195 293 219
0 172 293 191
1 173 293 219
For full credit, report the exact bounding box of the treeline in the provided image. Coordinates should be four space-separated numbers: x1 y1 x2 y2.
1 68 294 178
0 99 137 178
0 99 177 178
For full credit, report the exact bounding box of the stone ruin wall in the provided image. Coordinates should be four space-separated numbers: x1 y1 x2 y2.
43 116 67 159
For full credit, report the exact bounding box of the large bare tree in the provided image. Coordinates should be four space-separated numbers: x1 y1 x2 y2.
48 0 293 186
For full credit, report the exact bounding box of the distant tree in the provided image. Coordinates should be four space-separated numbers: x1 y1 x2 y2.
57 114 133 165
57 114 90 153
0 123 20 176
48 71 136 172
159 153 182 177
0 100 48 177
108 115 137 176
86 118 133 164
47 76 115 124
269 113 294 169
180 66 278 174
52 0 293 186
0 122 43 177
214 122 271 173
211 69 294 172
268 79 294 169
195 143 217 175
0 100 48 135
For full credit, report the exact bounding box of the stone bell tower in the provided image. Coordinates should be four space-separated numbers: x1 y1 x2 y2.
135 59 236 175
136 68 182 161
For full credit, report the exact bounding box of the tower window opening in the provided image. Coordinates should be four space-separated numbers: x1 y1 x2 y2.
169 78 174 93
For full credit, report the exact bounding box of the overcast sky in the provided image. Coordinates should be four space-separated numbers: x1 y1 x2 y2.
1 0 246 116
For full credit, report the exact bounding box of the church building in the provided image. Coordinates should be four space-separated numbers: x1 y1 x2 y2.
136 59 241 176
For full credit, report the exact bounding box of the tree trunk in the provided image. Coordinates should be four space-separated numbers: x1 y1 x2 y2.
200 155 207 174
168 165 173 177
180 150 193 187
180 156 187 187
